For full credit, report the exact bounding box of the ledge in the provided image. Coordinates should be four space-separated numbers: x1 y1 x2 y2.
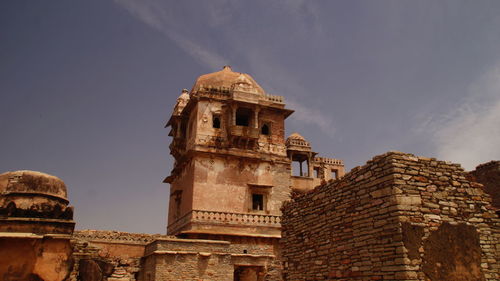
0 232 72 239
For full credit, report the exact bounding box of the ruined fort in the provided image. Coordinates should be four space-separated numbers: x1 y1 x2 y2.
0 66 498 281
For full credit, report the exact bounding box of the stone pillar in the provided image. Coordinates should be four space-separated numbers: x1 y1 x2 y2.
231 104 237 126
254 107 260 128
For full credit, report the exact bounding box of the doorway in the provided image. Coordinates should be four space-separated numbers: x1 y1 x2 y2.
234 266 265 281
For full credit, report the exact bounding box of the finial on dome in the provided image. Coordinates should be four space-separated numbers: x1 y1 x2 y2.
222 65 232 71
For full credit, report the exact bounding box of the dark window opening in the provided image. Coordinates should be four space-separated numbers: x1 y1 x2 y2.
252 194 264 211
213 115 221 128
332 169 338 180
236 108 252 126
261 124 270 135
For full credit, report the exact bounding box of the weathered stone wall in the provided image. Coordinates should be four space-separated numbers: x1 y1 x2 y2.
0 237 73 281
141 237 281 281
281 151 499 281
470 160 500 211
0 170 75 281
70 230 168 281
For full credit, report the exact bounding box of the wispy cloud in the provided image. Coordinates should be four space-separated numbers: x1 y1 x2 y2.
287 99 336 138
417 64 500 170
114 0 335 138
115 0 228 69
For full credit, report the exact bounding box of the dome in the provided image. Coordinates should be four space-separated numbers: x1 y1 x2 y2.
191 66 266 95
178 89 190 101
0 170 68 201
287 132 307 142
286 132 311 150
0 170 74 234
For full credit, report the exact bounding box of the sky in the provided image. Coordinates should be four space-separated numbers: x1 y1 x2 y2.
1 0 499 234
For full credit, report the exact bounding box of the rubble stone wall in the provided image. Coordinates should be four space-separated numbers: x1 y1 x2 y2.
470 160 500 211
281 151 499 281
70 230 168 281
141 237 281 281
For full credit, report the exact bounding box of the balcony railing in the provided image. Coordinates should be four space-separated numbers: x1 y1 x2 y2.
313 157 344 165
167 209 281 235
229 125 260 139
286 138 310 147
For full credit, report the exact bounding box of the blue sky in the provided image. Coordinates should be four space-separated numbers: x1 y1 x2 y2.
1 0 499 233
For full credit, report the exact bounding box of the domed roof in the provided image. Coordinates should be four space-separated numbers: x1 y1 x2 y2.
191 66 266 95
0 170 74 234
0 170 68 201
287 132 307 142
286 132 311 149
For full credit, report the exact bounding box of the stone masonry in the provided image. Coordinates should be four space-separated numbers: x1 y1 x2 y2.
470 161 500 213
70 230 168 281
281 151 499 281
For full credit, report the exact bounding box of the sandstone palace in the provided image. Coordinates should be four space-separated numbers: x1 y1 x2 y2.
0 66 499 281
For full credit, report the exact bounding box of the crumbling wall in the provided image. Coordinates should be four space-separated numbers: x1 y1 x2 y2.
141 237 281 281
70 230 167 281
281 151 499 281
0 237 73 281
470 160 500 211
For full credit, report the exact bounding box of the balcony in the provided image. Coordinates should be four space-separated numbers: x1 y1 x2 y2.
229 125 260 139
167 210 281 237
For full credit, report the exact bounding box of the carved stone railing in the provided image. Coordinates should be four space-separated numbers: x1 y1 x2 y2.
313 157 344 165
286 138 310 148
263 94 284 103
167 210 281 235
229 125 260 139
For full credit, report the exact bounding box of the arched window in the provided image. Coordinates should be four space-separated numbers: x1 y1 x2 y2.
261 124 270 135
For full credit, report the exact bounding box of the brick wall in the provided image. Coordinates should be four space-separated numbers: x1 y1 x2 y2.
281 151 499 281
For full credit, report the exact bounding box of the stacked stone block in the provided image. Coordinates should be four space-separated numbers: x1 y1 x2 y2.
141 237 280 281
281 151 499 281
470 160 500 211
70 230 168 281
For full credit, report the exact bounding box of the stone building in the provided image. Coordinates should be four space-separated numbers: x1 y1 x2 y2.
1 66 499 281
0 170 75 281
139 65 344 280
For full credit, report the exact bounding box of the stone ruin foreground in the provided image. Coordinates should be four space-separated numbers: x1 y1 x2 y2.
0 66 498 281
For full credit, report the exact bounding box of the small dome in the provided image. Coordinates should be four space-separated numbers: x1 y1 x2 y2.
178 89 190 101
0 170 68 200
0 170 74 234
191 66 266 95
286 132 311 149
173 89 190 116
287 132 307 142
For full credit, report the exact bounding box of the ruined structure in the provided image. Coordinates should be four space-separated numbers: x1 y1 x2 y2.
1 66 499 281
281 152 500 281
0 170 75 281
470 161 500 214
145 65 344 280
